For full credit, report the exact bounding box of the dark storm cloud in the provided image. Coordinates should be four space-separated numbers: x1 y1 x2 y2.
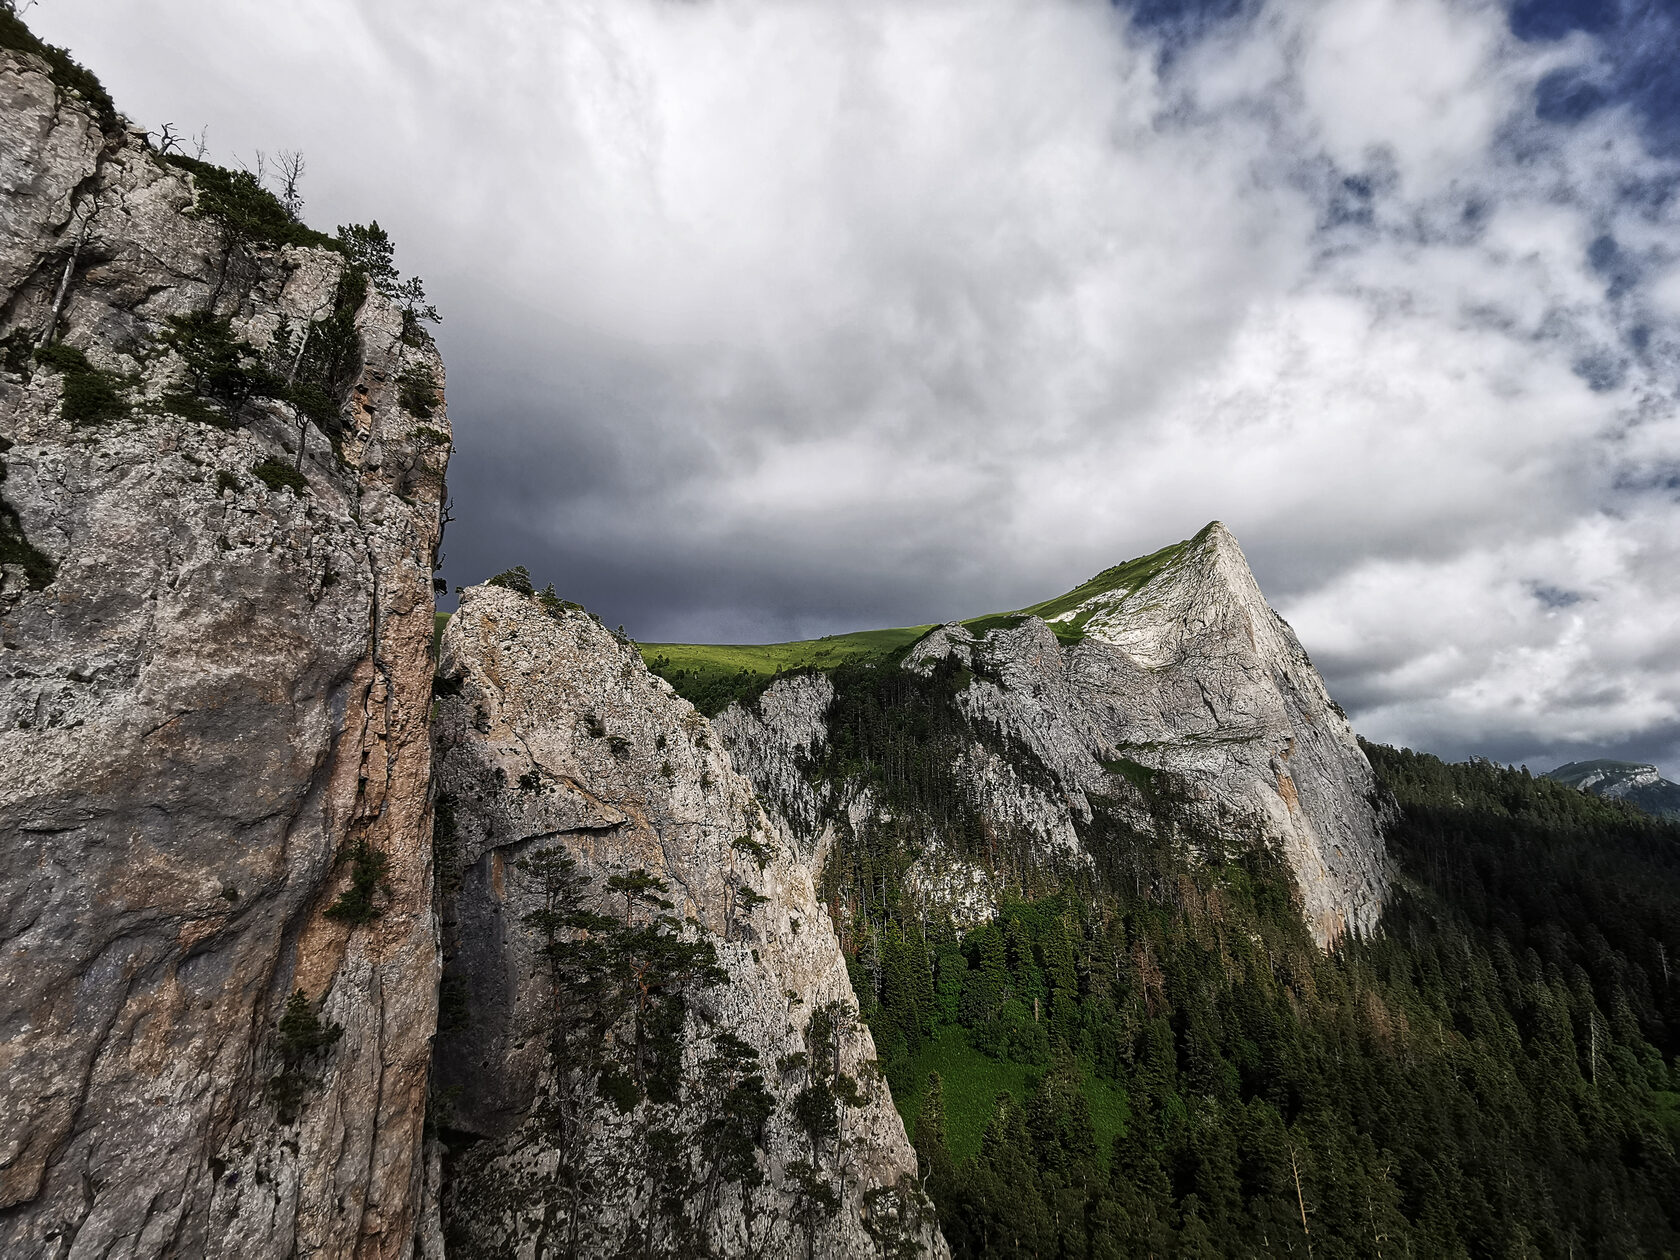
36 0 1680 777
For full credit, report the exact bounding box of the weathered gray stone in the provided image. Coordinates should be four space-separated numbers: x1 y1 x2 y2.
712 670 833 850
722 523 1388 948
0 46 448 1258
431 587 945 1259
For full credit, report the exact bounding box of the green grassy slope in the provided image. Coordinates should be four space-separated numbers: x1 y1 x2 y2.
892 1027 1130 1166
640 523 1212 714
1013 525 1205 640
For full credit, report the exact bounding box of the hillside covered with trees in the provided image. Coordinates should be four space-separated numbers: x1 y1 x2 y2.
825 673 1680 1257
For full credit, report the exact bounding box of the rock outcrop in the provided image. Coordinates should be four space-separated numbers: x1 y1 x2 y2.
1 42 448 1257
723 523 1388 947
431 585 944 1259
1546 759 1680 821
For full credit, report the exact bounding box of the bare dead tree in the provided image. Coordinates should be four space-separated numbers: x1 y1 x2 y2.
191 126 210 160
431 496 455 575
1290 1143 1313 1258
153 122 184 156
38 195 99 349
287 300 331 470
275 149 306 220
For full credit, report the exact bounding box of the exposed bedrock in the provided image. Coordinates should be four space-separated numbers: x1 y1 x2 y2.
1 45 449 1257
720 523 1388 948
430 585 945 1258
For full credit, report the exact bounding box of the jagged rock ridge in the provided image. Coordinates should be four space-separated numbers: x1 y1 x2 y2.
430 585 945 1259
1 41 448 1257
718 523 1388 948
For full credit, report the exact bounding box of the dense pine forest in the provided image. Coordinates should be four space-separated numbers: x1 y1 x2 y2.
808 661 1680 1258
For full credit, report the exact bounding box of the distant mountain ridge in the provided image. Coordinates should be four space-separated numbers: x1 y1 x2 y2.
1545 759 1680 820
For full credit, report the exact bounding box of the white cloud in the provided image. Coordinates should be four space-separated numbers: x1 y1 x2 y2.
33 0 1680 772
1296 0 1505 195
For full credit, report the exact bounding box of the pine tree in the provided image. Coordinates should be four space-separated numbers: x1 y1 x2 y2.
914 1071 952 1186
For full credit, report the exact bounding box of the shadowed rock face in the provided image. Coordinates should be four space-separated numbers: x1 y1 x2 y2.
431 586 945 1259
725 523 1388 948
0 47 448 1258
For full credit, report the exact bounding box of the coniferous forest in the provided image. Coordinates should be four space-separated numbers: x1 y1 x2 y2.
811 663 1680 1258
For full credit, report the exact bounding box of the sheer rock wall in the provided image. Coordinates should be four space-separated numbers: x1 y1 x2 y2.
0 47 448 1257
431 586 944 1259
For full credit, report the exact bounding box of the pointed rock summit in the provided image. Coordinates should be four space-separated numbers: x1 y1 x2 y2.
1055 521 1389 944
728 522 1388 948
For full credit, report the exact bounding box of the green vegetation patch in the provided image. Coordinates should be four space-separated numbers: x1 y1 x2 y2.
162 155 338 252
397 363 440 419
34 342 130 427
269 988 342 1123
953 612 1030 640
638 526 1213 715
893 1027 1047 1163
1097 753 1157 795
0 441 55 590
487 565 535 596
1012 525 1207 642
253 458 307 495
161 312 280 422
642 624 935 717
0 11 118 134
323 838 391 925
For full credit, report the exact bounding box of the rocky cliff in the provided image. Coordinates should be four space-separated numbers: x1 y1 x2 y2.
718 523 1387 948
431 585 944 1258
1 37 448 1257
1546 759 1680 821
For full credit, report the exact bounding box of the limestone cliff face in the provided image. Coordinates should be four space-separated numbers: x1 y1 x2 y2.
724 523 1387 948
1 45 448 1257
431 586 944 1259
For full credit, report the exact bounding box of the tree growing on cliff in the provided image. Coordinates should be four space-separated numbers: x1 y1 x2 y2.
395 275 442 345
781 1000 874 1259
335 221 399 295
269 989 342 1123
913 1071 951 1188
518 848 763 1253
695 1031 775 1237
334 221 441 344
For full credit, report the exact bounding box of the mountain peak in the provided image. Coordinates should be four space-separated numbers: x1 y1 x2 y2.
1545 759 1680 820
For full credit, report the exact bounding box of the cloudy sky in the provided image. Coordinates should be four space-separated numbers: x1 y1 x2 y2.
37 0 1680 774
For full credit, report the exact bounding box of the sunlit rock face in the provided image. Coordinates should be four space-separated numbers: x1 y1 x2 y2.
1545 759 1680 821
0 45 449 1258
723 523 1388 949
430 585 945 1259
